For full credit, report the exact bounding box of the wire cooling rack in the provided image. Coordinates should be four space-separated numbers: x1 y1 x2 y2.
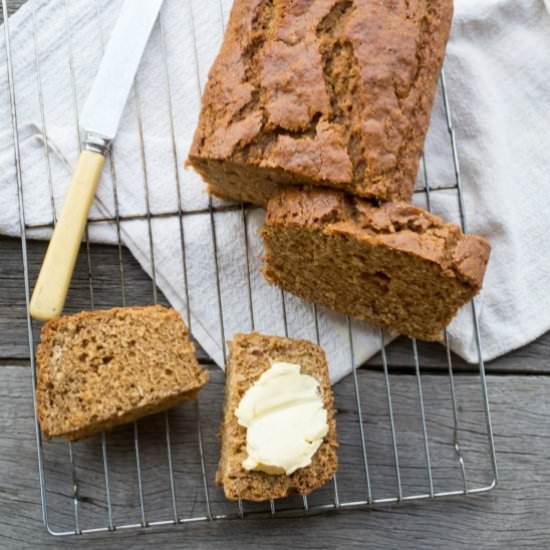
2 0 498 537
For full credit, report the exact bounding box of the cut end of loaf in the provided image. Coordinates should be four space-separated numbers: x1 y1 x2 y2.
262 188 491 342
187 155 287 207
36 305 208 441
217 332 338 501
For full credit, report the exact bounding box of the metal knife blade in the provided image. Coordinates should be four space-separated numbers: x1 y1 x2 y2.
80 0 165 141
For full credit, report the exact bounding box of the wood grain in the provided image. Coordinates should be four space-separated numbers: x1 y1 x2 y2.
0 365 547 549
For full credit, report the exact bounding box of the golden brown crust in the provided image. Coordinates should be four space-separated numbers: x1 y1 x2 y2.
188 0 454 206
262 188 490 341
217 332 338 501
36 305 208 441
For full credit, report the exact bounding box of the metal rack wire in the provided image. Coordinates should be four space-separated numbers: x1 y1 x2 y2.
2 0 498 537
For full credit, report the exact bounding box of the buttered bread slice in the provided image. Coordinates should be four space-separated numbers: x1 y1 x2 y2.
217 332 338 501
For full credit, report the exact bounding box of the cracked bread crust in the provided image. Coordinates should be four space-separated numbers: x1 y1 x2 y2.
262 188 490 341
188 0 454 206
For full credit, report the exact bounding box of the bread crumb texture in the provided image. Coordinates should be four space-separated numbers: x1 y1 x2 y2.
262 188 490 341
217 332 338 501
36 305 208 441
188 0 453 205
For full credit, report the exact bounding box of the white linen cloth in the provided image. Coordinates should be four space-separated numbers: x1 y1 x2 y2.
1 0 549 383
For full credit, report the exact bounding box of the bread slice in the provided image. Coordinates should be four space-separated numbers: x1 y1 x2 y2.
217 332 338 501
36 305 208 441
262 188 491 342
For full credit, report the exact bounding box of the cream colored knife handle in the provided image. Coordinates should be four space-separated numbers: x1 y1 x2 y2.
30 150 105 321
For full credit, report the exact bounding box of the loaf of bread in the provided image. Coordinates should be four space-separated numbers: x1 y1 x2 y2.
36 305 208 441
188 0 453 206
262 188 490 341
216 332 338 501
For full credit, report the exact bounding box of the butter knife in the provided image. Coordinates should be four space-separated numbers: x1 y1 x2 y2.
30 0 165 320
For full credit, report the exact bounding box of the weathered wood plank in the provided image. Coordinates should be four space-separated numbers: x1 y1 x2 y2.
0 366 547 549
2 236 549 373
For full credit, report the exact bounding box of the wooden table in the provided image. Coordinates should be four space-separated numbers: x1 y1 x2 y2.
2 236 549 550
1 1 549 548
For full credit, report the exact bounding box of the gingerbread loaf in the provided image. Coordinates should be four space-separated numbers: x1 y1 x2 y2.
261 188 490 341
188 0 454 206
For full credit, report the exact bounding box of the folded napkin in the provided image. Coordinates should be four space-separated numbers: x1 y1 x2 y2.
1 0 549 382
